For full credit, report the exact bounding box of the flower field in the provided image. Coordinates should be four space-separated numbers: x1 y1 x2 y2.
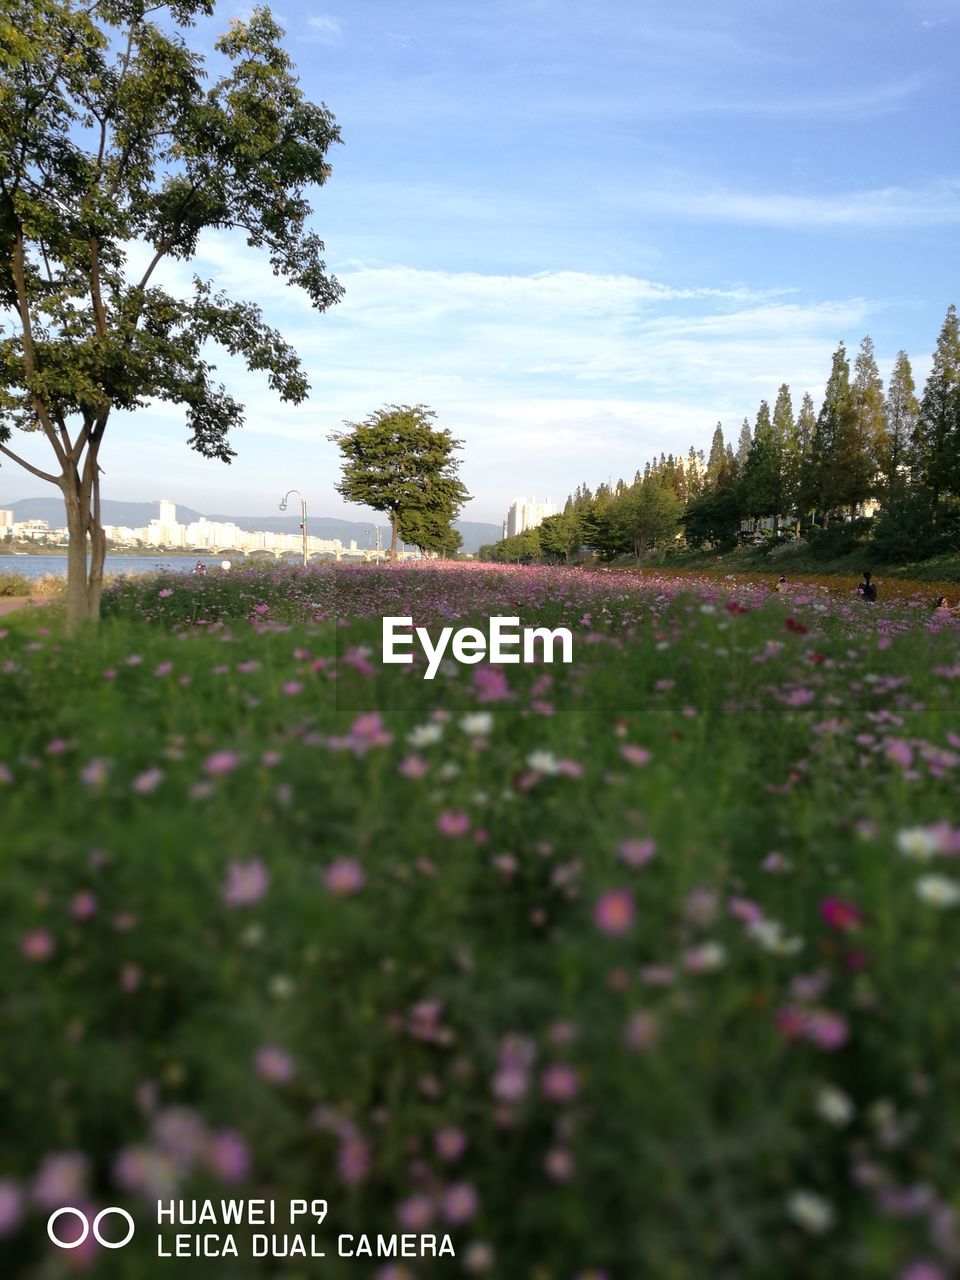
2 563 960 1279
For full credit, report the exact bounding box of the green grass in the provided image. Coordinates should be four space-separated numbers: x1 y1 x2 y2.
1 564 959 1278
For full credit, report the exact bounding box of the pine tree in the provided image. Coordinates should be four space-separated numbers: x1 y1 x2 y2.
706 423 726 489
793 392 817 533
740 400 780 524
882 351 919 495
735 418 752 478
851 336 886 509
914 304 960 525
811 344 858 526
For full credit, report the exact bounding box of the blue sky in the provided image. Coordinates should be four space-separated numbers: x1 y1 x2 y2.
4 0 959 523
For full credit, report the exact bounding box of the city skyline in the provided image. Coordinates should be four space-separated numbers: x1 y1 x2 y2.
1 0 957 523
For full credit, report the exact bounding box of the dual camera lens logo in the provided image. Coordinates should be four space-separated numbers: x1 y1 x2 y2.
47 1206 135 1250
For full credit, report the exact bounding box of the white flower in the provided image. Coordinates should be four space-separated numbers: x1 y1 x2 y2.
461 712 493 737
915 874 960 909
896 827 940 861
786 1189 834 1235
407 723 444 747
527 750 560 775
747 918 803 955
685 942 727 972
814 1086 854 1127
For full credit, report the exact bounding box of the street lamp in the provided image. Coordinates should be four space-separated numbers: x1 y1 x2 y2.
279 489 308 567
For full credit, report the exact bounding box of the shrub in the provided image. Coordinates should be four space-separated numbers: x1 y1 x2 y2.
0 570 31 597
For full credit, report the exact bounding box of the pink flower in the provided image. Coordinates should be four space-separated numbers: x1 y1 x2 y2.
625 1011 659 1052
222 859 270 908
594 888 634 936
282 681 302 696
618 838 656 867
819 896 862 932
205 1130 251 1184
545 1148 575 1181
324 858 365 897
396 1194 434 1230
807 1009 850 1052
398 753 429 779
70 891 97 921
620 744 651 767
0 1180 23 1237
254 1044 295 1085
338 1136 371 1186
153 661 173 677
20 929 54 962
442 1183 479 1224
437 810 470 838
132 767 163 794
434 1126 468 1162
32 1152 89 1208
158 588 174 598
541 1063 579 1102
885 738 914 769
204 751 238 777
80 758 109 788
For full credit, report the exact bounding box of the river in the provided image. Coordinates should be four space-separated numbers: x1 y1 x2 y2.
0 554 229 580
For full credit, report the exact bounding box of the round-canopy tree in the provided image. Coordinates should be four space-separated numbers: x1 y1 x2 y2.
330 404 471 561
0 1 343 624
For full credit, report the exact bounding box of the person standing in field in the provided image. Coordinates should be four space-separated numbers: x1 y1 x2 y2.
857 571 877 602
775 575 787 593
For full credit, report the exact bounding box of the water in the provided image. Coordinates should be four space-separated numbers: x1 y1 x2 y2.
0 554 229 581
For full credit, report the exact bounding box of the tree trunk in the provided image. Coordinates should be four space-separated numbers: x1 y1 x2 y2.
62 449 108 628
389 511 399 562
63 474 93 629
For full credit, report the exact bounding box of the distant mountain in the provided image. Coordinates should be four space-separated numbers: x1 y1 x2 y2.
3 497 502 554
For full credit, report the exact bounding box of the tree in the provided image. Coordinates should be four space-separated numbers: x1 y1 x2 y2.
735 417 752 476
331 404 470 561
795 392 817 530
682 487 740 548
0 2 343 625
538 509 582 563
851 336 886 506
883 350 918 494
740 400 779 525
601 477 681 561
913 304 960 526
398 507 462 558
810 344 858 526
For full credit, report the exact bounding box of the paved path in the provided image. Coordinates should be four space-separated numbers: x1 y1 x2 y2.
0 596 52 618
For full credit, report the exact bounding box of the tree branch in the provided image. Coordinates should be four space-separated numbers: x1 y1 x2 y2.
0 441 61 485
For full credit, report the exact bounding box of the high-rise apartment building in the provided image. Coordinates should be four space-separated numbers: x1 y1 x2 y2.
504 497 556 538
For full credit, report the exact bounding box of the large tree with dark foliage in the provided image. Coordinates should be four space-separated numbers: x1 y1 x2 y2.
0 1 342 624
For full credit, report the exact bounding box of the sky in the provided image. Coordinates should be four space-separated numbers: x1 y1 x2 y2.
3 0 959 524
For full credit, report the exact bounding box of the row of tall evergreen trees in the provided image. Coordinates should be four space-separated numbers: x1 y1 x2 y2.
480 304 960 564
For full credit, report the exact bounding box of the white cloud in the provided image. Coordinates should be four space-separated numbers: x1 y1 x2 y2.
306 14 342 44
626 180 960 230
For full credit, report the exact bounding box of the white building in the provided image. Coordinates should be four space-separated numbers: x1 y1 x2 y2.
504 497 556 538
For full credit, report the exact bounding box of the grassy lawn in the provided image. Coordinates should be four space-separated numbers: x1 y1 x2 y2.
2 564 959 1278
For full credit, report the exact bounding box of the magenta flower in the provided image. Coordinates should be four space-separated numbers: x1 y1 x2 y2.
132 766 163 795
437 810 471 838
618 837 656 867
434 1126 468 1162
206 1130 251 1184
0 1180 23 1237
819 896 862 932
222 859 270 908
442 1183 479 1224
338 1136 371 1187
324 858 365 897
20 928 54 962
204 751 239 777
396 1193 434 1230
70 891 97 921
620 744 651 767
541 1062 579 1102
594 888 635 936
254 1044 295 1085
